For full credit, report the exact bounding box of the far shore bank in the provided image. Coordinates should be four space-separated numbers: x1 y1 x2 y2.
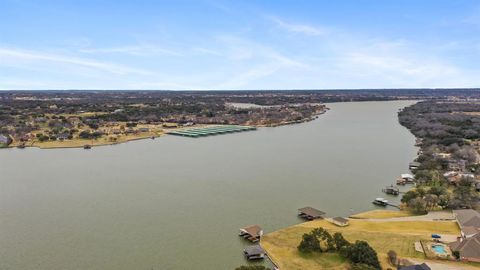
2 107 329 150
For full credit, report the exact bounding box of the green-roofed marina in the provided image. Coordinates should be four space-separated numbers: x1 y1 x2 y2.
167 125 257 137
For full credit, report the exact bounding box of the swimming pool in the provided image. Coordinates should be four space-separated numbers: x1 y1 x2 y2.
432 244 447 254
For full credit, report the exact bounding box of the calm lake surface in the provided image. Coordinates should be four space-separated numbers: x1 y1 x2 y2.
0 101 418 270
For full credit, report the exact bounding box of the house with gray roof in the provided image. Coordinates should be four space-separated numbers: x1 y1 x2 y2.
399 263 431 270
449 233 480 262
453 209 480 238
0 134 12 145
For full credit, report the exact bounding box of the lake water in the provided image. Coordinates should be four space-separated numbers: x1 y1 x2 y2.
0 100 418 270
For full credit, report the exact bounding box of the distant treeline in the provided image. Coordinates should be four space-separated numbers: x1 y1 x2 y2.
1 88 480 105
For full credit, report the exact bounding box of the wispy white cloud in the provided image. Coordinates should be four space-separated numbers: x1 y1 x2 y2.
326 39 479 88
268 16 327 36
216 63 286 89
79 45 182 56
213 35 307 88
191 47 223 56
0 47 152 75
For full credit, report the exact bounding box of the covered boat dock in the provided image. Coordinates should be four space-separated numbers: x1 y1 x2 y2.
239 225 263 243
167 125 256 138
243 244 265 260
298 207 325 220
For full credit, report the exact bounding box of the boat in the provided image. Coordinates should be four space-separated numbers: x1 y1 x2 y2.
382 185 400 195
372 198 389 206
83 144 92 149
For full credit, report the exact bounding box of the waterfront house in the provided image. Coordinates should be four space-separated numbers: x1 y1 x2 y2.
409 161 421 170
449 234 480 262
34 117 48 123
331 217 349 227
459 173 475 179
243 245 265 260
414 138 423 146
433 152 451 159
298 207 325 220
399 263 431 270
138 127 150 132
239 225 263 243
447 173 475 185
0 134 12 145
447 159 467 172
443 171 458 178
453 209 480 239
56 133 70 141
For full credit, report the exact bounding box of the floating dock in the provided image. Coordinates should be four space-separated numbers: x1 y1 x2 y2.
167 125 256 138
298 207 326 220
239 225 263 243
383 185 400 195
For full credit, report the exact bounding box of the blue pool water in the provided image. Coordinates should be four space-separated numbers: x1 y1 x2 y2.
432 245 447 254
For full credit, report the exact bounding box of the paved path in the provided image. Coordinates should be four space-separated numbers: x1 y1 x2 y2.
363 211 455 222
409 259 480 270
360 211 460 242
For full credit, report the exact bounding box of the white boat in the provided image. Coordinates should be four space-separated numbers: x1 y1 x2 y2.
372 198 388 206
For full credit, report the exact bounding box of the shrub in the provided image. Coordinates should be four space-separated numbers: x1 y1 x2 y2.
342 241 381 270
298 232 321 253
387 250 397 265
333 232 350 250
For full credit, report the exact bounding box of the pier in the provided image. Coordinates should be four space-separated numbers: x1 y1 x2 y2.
167 125 256 138
243 244 265 260
382 185 400 195
239 225 263 243
298 207 325 220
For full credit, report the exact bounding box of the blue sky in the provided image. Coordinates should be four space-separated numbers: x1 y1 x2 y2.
1 0 480 90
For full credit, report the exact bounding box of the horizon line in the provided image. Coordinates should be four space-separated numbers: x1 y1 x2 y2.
1 87 480 92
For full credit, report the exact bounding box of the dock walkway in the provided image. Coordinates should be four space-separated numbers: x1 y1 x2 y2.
167 125 256 138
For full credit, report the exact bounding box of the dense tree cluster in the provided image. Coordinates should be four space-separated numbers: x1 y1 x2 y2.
298 227 380 269
399 101 480 145
398 101 480 210
341 241 381 270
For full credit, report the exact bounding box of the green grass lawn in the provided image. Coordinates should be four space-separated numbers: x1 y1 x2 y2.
349 209 415 219
261 219 461 270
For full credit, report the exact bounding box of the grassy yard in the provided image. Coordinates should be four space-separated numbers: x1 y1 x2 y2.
261 219 461 270
26 132 164 149
349 209 415 219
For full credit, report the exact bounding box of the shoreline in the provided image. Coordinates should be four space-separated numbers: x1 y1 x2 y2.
7 133 166 150
3 108 329 150
260 209 466 270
